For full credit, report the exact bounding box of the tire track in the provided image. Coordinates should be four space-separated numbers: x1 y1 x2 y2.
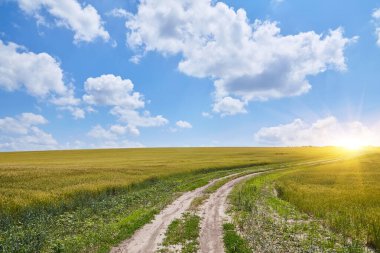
111 157 345 253
109 172 241 253
197 157 348 253
198 172 263 253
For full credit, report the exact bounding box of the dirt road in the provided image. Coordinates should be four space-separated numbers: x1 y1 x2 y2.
110 157 347 253
196 157 347 252
109 173 240 253
198 172 262 253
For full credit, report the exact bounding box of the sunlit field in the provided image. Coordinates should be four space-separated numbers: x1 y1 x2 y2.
229 148 380 252
0 147 346 216
0 147 349 252
276 149 380 250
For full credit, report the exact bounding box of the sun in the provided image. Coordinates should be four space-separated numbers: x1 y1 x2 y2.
343 142 363 151
339 139 365 151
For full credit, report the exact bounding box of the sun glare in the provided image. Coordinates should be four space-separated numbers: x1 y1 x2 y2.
339 139 365 151
343 143 363 151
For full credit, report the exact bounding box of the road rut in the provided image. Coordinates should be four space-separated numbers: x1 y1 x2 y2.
110 173 239 253
111 158 347 253
198 172 262 253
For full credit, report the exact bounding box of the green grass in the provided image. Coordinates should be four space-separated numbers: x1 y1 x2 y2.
0 167 259 253
160 213 200 253
162 170 264 253
227 149 380 252
189 169 263 210
276 150 380 250
223 223 251 253
161 170 261 253
229 171 367 252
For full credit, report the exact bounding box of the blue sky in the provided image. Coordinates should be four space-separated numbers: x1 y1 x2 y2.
0 0 380 150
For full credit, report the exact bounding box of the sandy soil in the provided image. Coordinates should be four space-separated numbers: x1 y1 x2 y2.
109 173 239 253
198 172 262 253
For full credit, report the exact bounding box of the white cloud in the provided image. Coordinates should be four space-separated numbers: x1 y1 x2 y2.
83 74 144 108
83 74 168 133
126 0 356 115
110 107 168 128
19 112 48 125
88 124 141 139
86 124 143 148
374 8 380 19
0 40 83 118
125 125 140 136
0 113 58 151
212 96 247 116
109 124 127 135
176 120 192 128
88 125 119 140
17 0 109 43
254 116 380 146
0 40 68 98
67 107 85 119
129 54 143 64
372 8 380 46
107 8 130 18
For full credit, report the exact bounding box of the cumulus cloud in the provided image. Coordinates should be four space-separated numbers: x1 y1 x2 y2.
88 124 140 139
83 74 144 108
110 107 168 128
83 74 168 134
0 113 58 151
372 8 380 46
86 124 143 148
212 97 247 116
88 125 122 140
0 40 82 118
0 40 70 98
254 116 380 146
68 107 85 119
17 0 109 43
19 113 48 125
126 0 356 115
107 8 130 18
176 120 192 128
